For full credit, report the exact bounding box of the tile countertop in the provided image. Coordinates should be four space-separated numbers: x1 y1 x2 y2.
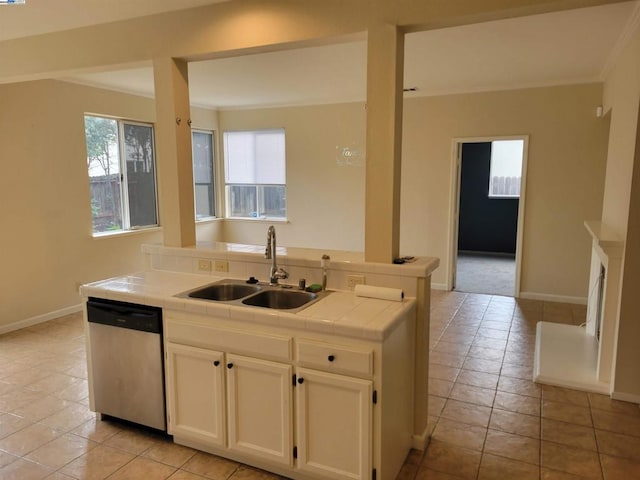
80 270 416 341
142 241 440 278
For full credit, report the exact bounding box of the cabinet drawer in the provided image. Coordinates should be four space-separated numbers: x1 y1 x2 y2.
166 319 292 362
296 339 373 377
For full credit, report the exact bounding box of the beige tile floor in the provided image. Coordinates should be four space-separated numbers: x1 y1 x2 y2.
1 291 640 479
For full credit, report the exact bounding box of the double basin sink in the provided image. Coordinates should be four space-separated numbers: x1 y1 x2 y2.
176 279 329 312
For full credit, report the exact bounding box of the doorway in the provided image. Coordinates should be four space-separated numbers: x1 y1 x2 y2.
449 137 528 297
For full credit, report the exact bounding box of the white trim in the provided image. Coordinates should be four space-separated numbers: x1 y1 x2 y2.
430 283 448 291
519 291 587 305
611 390 640 405
0 304 83 335
412 427 430 451
92 226 163 239
446 141 462 291
448 135 529 297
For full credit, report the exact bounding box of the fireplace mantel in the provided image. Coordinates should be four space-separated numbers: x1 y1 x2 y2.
584 220 624 260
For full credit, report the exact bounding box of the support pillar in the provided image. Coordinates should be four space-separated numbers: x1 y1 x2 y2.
153 57 196 247
364 24 404 263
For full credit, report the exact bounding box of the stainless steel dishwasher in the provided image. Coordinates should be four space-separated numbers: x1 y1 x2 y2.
87 297 166 431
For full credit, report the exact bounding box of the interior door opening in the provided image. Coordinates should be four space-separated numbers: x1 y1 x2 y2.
450 137 528 297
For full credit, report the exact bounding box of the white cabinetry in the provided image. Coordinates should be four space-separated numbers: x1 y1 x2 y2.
226 353 293 466
295 367 372 480
166 343 225 447
164 309 413 480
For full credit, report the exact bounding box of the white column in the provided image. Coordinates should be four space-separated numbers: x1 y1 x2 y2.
153 57 196 247
364 24 404 263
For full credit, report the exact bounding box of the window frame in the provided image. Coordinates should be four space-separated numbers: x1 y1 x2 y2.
191 128 217 221
84 114 159 236
223 128 287 221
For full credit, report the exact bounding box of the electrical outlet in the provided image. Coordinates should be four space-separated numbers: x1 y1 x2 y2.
347 275 365 289
214 260 229 273
197 259 212 272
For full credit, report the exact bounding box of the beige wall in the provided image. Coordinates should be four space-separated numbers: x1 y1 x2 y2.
0 79 218 328
217 103 367 251
401 84 609 296
602 27 640 400
212 84 609 300
0 77 610 327
0 80 159 327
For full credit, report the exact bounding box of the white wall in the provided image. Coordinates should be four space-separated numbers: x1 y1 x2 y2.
213 84 609 300
0 78 610 327
217 103 367 252
602 26 640 400
0 79 218 329
401 84 609 297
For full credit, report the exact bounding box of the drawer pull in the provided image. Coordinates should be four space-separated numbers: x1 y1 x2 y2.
213 360 220 367
227 363 234 369
327 355 335 362
297 377 305 384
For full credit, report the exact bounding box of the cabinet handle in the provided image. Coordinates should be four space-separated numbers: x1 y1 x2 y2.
327 355 335 362
213 360 220 367
297 377 304 384
227 363 234 369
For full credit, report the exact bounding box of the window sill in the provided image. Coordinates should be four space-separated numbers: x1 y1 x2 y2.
92 226 163 239
225 217 289 224
196 217 222 224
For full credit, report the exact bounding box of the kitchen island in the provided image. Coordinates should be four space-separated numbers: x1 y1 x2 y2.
81 243 439 480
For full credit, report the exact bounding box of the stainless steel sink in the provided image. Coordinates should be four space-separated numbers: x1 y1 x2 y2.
185 281 261 301
241 289 318 310
176 279 328 312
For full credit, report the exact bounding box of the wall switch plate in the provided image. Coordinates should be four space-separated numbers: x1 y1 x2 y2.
347 275 365 289
198 259 212 272
214 260 229 273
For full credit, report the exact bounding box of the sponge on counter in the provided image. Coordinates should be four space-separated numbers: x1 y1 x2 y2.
306 284 323 293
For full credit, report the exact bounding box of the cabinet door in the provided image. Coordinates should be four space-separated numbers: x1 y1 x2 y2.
166 343 225 447
295 368 372 480
226 353 293 466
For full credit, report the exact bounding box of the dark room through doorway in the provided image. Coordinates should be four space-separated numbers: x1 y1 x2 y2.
453 140 525 297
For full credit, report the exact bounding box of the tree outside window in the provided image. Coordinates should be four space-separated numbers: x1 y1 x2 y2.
85 115 158 234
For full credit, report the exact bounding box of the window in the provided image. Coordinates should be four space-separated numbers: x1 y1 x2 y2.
85 115 158 234
488 140 524 198
192 130 216 219
224 129 286 219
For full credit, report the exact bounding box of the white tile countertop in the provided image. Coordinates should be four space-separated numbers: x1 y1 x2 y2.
142 241 439 278
80 270 416 341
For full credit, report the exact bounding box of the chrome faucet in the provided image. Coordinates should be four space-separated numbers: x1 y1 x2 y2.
265 225 289 285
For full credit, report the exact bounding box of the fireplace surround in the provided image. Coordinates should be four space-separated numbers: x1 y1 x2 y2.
534 221 624 394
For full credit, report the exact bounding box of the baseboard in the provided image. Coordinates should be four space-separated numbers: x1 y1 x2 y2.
458 250 516 259
611 390 640 405
412 427 431 450
519 291 587 305
431 283 448 291
0 304 83 335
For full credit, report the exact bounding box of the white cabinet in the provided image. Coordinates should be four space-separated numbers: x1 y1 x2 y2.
295 367 372 480
166 344 293 466
164 310 413 480
226 353 293 466
166 343 225 447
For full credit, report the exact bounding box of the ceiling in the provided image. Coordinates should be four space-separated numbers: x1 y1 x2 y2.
5 1 640 109
0 0 230 42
